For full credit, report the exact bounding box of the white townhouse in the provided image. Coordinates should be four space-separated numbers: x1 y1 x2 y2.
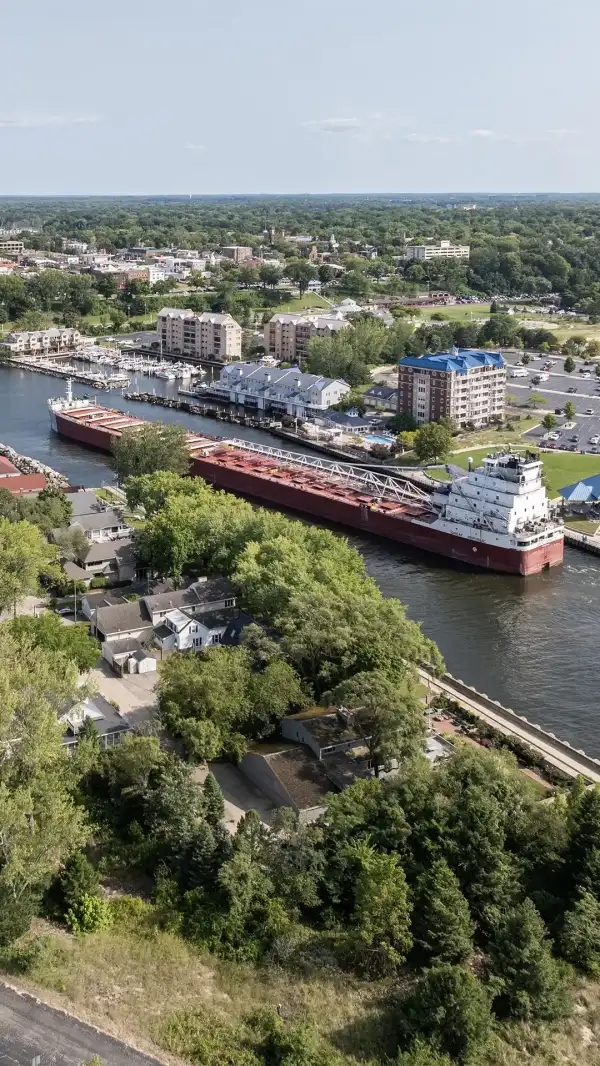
214 363 350 418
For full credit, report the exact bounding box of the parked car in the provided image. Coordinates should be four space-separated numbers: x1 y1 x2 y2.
590 435 600 445
554 407 563 414
569 435 579 443
568 387 578 393
586 408 596 415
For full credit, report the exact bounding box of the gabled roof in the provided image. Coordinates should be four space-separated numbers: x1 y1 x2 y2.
95 600 152 636
364 385 397 399
143 576 235 615
71 509 126 532
219 362 348 394
324 411 371 428
399 349 505 374
80 537 133 565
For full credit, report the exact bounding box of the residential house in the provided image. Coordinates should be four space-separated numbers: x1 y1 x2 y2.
363 385 398 411
143 577 236 626
154 607 235 653
60 693 131 752
92 576 236 643
281 708 364 761
77 539 136 582
215 363 350 418
71 508 130 542
93 599 154 643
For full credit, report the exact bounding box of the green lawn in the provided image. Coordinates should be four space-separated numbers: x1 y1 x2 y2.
564 518 600 535
414 302 491 323
450 446 600 497
276 293 331 312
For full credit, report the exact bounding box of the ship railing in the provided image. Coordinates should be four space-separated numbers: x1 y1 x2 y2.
223 439 434 508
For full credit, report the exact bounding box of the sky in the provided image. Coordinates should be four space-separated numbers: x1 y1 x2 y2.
1 0 600 195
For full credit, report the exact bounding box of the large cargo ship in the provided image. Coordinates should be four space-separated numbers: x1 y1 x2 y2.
49 383 564 575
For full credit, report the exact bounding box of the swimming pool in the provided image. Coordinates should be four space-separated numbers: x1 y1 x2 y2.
365 434 394 446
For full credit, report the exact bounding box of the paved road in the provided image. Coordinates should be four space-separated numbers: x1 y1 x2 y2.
0 982 164 1066
419 668 600 782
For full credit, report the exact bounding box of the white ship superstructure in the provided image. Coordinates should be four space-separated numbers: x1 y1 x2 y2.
428 451 563 552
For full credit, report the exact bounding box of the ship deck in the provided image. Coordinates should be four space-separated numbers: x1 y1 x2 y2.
204 446 434 518
59 404 219 456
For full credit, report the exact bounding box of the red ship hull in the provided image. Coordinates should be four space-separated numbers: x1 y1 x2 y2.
189 452 563 575
53 410 563 575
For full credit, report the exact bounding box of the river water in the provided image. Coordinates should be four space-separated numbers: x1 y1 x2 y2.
2 364 599 754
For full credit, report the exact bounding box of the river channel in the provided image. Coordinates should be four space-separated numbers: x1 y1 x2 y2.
1 364 598 754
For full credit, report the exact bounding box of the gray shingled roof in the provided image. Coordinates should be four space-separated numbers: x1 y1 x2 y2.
143 577 234 615
81 537 133 565
72 509 126 533
95 599 152 637
68 491 104 518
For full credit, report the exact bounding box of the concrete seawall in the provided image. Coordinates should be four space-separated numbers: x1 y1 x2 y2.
419 666 600 782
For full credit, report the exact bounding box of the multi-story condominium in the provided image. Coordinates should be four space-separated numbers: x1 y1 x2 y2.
157 307 242 361
397 350 506 428
0 239 24 255
221 245 253 263
264 311 351 362
214 362 350 418
1 326 83 355
405 240 470 261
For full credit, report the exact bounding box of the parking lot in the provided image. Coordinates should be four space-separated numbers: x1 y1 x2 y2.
504 353 600 454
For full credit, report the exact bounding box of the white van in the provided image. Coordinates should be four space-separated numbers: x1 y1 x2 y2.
510 368 529 378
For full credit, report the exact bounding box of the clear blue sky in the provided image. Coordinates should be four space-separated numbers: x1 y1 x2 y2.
2 0 598 195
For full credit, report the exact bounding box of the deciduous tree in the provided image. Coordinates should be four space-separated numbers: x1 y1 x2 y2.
111 422 190 483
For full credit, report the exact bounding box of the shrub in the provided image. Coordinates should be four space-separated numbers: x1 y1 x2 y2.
0 887 38 947
66 892 112 935
46 852 100 920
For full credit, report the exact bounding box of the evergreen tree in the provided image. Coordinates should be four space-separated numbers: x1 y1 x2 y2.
413 860 473 964
398 964 492 1065
490 898 569 1021
564 785 600 897
560 891 600 976
348 840 412 975
203 771 225 828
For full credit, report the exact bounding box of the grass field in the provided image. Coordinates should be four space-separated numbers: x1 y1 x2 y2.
564 517 600 535
415 303 491 323
450 446 600 497
276 293 331 312
5 906 600 1066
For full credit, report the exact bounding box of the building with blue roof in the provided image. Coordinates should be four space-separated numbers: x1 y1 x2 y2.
558 474 600 505
397 348 506 428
